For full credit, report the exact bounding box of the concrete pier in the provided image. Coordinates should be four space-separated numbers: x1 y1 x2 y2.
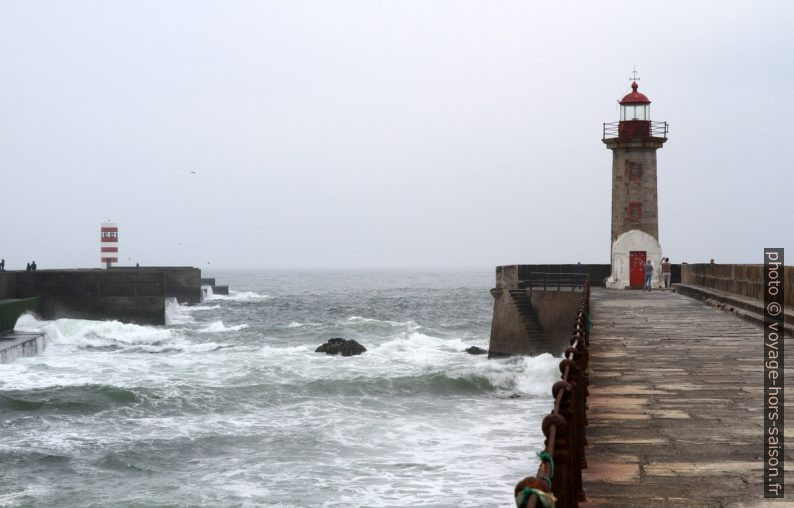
12 269 167 324
0 267 203 326
583 289 792 506
201 277 229 296
488 265 589 356
210 285 229 295
115 267 202 304
0 332 46 363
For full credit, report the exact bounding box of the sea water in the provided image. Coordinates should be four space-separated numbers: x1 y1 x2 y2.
0 270 560 507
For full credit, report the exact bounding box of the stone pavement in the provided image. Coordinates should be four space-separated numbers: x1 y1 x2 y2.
583 289 792 507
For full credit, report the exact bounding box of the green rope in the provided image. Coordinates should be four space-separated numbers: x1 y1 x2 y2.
516 450 557 507
515 486 556 508
537 450 555 485
515 486 532 508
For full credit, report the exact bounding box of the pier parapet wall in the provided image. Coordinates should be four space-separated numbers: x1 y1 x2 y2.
114 267 202 304
497 264 611 289
489 265 588 357
0 267 203 326
15 269 167 325
681 263 793 308
676 263 793 335
0 272 16 299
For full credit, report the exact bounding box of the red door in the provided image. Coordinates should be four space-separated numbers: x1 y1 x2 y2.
629 251 647 288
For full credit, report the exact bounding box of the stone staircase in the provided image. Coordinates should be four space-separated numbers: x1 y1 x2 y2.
508 289 548 350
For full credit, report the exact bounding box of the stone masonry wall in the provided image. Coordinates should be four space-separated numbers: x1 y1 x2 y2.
14 270 167 325
681 263 794 309
609 141 662 243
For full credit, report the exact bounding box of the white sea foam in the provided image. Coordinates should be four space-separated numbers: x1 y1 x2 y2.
301 328 561 397
284 321 321 328
0 485 52 506
512 354 564 395
189 305 221 311
345 316 420 331
166 299 223 325
215 481 271 499
201 284 215 302
166 298 194 325
15 314 174 348
8 313 228 371
197 321 249 333
202 290 270 302
257 344 312 359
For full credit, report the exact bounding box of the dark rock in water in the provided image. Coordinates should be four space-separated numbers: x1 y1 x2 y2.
465 346 488 355
315 338 366 357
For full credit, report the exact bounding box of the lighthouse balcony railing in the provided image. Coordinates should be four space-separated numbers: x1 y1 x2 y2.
603 120 668 140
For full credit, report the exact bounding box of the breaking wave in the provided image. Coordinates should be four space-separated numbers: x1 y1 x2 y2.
13 314 222 355
204 290 270 302
197 321 249 333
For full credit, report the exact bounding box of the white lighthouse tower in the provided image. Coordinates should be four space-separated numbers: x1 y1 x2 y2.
100 222 119 268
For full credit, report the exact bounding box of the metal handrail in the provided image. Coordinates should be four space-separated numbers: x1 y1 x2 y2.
602 120 668 140
519 272 589 292
515 281 591 507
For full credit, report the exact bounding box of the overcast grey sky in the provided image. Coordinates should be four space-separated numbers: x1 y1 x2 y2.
1 1 792 269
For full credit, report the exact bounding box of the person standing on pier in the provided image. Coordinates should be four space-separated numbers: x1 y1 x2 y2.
0 258 4 271
661 258 672 289
643 259 654 291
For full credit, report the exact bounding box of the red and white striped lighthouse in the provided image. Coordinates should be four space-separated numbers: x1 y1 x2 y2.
100 222 119 267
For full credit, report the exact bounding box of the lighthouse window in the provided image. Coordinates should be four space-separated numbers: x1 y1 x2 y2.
626 161 643 180
621 104 649 121
628 202 642 222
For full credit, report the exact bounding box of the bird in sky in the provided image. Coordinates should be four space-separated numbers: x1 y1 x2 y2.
189 171 197 175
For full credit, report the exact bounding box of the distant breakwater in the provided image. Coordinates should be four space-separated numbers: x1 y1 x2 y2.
0 267 202 325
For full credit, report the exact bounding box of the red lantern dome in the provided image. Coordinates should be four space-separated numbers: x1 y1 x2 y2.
620 82 650 105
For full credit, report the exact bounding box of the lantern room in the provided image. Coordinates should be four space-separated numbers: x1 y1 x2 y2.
603 80 669 140
619 82 650 121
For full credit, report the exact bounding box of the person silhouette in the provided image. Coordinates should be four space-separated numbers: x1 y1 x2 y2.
31 260 37 271
26 262 31 271
661 257 672 289
643 259 654 291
